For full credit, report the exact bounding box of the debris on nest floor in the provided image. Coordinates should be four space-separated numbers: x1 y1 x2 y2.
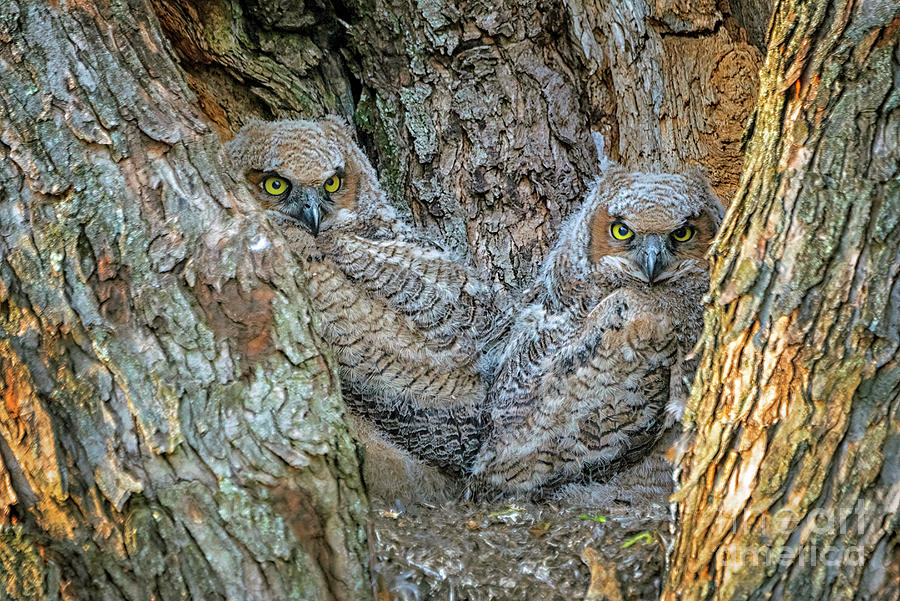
370 500 670 601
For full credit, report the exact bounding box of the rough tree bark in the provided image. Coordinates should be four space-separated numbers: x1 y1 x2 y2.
0 2 370 600
152 0 762 283
348 0 764 284
664 1 900 599
0 0 770 599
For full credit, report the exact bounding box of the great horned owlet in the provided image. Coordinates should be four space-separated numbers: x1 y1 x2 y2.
473 165 724 499
226 117 504 500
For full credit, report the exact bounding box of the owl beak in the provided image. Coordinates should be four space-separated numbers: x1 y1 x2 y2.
638 235 668 283
298 187 325 236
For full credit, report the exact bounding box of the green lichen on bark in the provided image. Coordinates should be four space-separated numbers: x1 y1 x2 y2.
0 528 51 601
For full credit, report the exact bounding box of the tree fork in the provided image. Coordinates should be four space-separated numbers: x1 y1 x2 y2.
0 0 776 598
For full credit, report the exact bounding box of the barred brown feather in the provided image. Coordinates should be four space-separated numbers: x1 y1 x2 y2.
473 165 724 499
227 118 505 500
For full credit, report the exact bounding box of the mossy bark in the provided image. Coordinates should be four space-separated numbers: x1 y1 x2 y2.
0 1 370 600
663 1 900 599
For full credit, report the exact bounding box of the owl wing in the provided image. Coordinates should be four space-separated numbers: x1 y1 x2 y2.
318 230 504 368
307 249 489 475
473 288 677 497
302 245 487 404
349 413 462 502
343 384 486 477
279 223 491 476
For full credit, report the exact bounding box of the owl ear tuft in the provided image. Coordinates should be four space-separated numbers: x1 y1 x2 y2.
224 120 269 169
682 164 711 184
597 160 626 176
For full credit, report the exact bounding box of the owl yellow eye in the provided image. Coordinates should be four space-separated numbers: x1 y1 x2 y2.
323 174 342 194
610 223 634 241
671 225 695 242
263 176 290 196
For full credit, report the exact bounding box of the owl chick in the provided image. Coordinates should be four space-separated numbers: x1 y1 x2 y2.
226 117 503 498
473 165 724 498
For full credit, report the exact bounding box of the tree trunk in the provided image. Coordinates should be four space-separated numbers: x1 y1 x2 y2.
664 1 900 599
0 2 370 600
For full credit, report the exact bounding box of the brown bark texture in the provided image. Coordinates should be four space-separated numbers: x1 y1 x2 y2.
152 0 763 285
0 1 370 600
0 0 769 599
664 1 900 600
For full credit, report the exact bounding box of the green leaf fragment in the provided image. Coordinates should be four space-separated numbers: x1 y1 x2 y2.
578 514 607 522
488 504 524 518
621 531 654 548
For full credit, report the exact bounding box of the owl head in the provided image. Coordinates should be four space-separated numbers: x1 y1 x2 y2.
226 116 390 235
541 165 724 303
